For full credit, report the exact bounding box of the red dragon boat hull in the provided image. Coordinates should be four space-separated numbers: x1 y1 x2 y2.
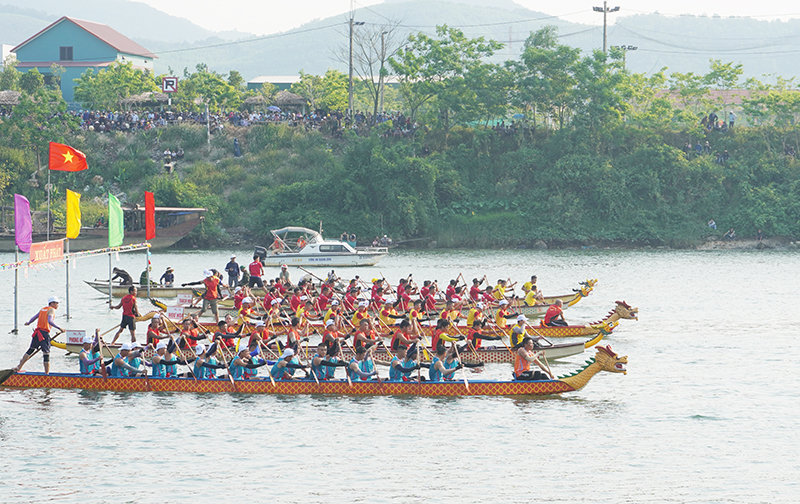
2 372 577 397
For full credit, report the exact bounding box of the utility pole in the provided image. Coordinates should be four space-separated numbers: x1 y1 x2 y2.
593 1 620 54
348 1 364 119
611 45 638 69
379 30 387 114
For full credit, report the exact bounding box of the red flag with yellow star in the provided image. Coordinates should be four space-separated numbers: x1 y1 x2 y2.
49 142 88 172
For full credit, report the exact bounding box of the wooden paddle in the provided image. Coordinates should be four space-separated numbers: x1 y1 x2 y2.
452 342 469 392
214 339 237 389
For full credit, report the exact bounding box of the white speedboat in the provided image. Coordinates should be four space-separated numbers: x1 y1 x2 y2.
257 226 388 267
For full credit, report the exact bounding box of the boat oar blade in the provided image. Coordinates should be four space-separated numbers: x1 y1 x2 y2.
0 368 16 386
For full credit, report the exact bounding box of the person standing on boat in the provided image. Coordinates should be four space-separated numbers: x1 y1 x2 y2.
110 286 140 344
279 264 291 285
248 256 265 289
183 270 221 324
225 255 239 290
79 331 103 375
514 337 552 380
159 267 175 287
12 296 63 374
543 299 568 327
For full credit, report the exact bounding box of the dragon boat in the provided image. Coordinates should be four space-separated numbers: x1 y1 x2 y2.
0 346 627 397
527 301 638 338
51 332 602 363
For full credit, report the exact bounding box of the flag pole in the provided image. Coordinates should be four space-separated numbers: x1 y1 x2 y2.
146 245 151 299
13 245 19 334
46 169 51 240
65 238 70 320
108 254 113 304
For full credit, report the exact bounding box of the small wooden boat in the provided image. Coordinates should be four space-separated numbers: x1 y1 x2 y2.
0 346 628 397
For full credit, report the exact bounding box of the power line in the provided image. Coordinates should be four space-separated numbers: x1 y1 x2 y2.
156 21 346 55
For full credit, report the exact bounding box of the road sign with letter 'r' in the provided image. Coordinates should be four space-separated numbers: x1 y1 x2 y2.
162 77 178 93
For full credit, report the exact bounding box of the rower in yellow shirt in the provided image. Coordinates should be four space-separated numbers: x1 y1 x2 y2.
467 302 486 327
524 285 545 306
522 275 537 294
495 299 513 329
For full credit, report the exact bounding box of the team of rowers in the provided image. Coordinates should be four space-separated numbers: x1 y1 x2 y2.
12 272 567 383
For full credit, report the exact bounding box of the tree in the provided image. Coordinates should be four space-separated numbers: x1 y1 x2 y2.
319 69 348 113
512 26 581 130
18 68 44 95
0 56 19 91
704 59 744 119
173 64 242 112
336 20 405 117
73 61 158 109
290 71 324 110
390 25 503 128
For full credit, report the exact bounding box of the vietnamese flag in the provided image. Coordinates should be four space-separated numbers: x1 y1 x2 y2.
145 191 156 240
49 142 88 172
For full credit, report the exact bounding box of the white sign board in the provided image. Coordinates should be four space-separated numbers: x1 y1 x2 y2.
177 293 193 306
167 306 185 320
66 330 86 345
162 76 178 93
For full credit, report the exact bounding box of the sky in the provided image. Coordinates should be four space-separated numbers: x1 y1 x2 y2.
137 0 800 36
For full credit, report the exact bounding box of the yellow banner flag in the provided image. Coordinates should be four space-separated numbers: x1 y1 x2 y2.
66 189 81 239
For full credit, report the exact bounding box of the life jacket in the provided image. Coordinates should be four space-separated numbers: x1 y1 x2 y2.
514 351 531 378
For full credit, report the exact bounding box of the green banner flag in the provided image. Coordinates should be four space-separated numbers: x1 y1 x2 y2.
108 193 124 247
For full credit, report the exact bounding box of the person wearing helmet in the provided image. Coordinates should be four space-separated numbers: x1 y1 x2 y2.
13 296 64 374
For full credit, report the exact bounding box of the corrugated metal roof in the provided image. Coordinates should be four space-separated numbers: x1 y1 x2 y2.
13 16 156 59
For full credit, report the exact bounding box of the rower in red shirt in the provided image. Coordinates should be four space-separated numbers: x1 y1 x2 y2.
544 299 568 326
343 288 359 312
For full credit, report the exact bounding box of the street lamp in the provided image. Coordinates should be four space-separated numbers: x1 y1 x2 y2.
593 1 620 54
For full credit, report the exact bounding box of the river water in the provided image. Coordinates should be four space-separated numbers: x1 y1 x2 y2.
0 248 797 503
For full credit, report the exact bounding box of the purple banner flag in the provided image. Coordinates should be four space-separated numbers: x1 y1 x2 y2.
14 194 32 253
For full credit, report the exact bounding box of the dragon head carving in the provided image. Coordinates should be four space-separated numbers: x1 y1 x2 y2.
595 345 628 374
613 300 638 320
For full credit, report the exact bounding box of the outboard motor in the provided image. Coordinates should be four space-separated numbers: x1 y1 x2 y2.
253 246 267 264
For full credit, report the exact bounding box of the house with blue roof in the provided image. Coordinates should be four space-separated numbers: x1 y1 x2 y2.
12 16 156 103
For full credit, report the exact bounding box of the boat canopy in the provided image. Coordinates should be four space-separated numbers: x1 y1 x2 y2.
270 227 324 244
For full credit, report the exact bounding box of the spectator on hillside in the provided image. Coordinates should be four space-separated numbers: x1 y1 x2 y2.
723 228 736 241
729 111 736 129
704 141 711 154
756 229 763 242
708 219 717 230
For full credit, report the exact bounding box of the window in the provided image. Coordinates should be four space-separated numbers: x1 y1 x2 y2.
59 47 73 61
319 245 345 252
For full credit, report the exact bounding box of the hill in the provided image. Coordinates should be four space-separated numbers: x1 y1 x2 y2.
0 0 252 45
